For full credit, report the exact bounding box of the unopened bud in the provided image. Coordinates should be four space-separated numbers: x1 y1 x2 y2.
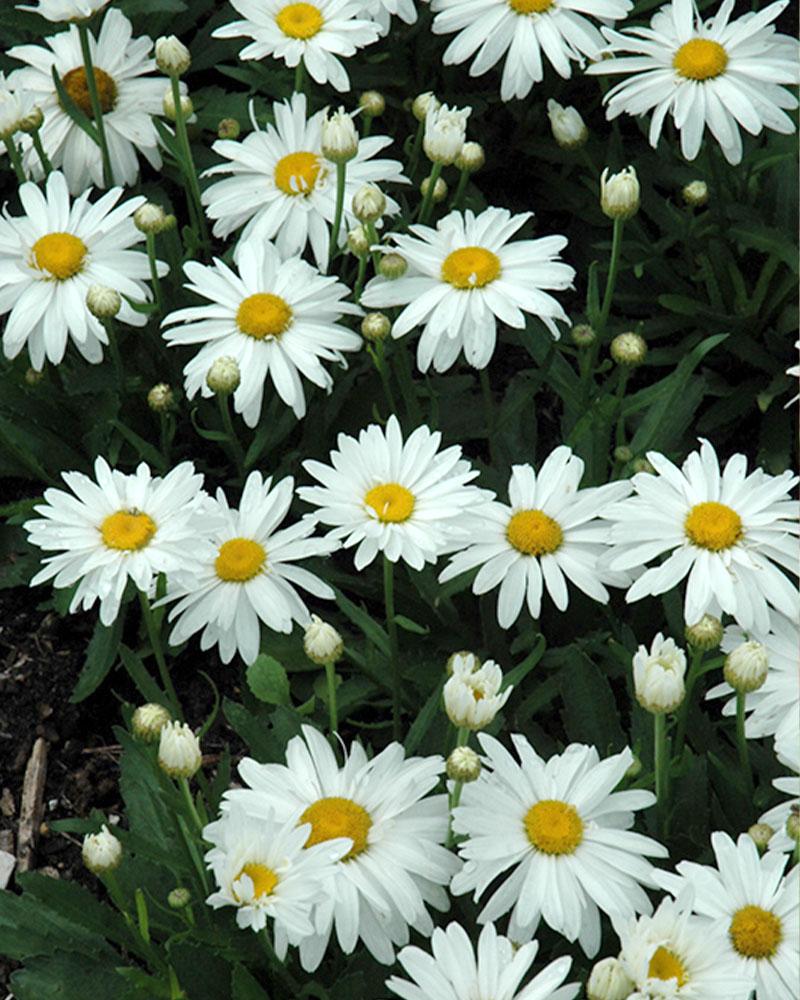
546 99 588 150
446 746 481 783
786 810 800 842
303 614 344 665
163 88 193 121
682 180 708 207
155 36 191 76
571 323 596 348
206 356 240 395
412 91 439 123
632 457 655 475
601 165 640 220
352 183 385 223
724 641 769 693
614 445 633 464
158 721 202 779
132 702 171 741
685 614 723 651
82 825 122 875
321 107 358 163
625 754 642 779
134 202 167 234
610 332 647 367
587 956 634 1000
359 90 385 117
17 106 44 133
378 253 407 279
454 141 484 173
147 383 174 413
217 117 240 140
86 284 121 319
347 225 370 256
420 174 447 202
168 886 192 909
747 822 774 852
361 312 391 342
25 367 45 385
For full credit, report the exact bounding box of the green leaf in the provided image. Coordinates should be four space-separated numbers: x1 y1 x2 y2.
11 952 151 1000
334 587 390 657
119 644 167 705
404 679 444 755
246 654 291 706
110 419 167 471
502 635 546 691
585 260 601 325
393 613 429 635
232 965 271 1000
558 651 626 754
70 610 125 702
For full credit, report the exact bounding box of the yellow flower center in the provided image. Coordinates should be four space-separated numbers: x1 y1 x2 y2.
61 65 118 116
508 0 553 13
276 2 324 39
729 905 782 959
215 538 266 582
273 150 322 196
673 38 729 80
100 510 157 551
235 862 278 900
506 509 563 556
648 946 688 986
684 501 742 551
300 796 372 861
441 246 501 289
236 293 293 340
524 799 583 855
32 232 87 281
364 483 415 523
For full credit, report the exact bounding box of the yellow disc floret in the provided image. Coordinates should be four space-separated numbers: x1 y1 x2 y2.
215 538 266 582
100 510 157 551
235 862 279 900
441 246 501 289
32 233 87 281
729 905 782 959
506 509 563 556
673 38 729 80
276 2 324 39
508 0 553 13
524 799 583 855
61 65 118 115
648 946 688 986
684 501 742 551
300 796 372 861
274 151 322 196
364 483 415 523
236 293 293 340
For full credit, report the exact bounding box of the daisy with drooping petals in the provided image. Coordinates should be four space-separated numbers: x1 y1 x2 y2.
603 439 800 634
222 725 459 970
297 415 487 570
17 0 111 20
201 92 407 270
8 8 173 192
386 921 579 1000
451 734 667 957
161 235 361 426
212 0 380 93
162 472 338 666
439 449 631 627
586 0 800 165
360 208 574 374
0 71 39 141
0 171 165 370
653 831 799 1000
24 458 208 626
431 0 633 102
759 746 799 857
443 655 512 731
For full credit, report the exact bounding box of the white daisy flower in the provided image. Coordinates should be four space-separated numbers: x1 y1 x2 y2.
201 92 408 270
386 921 579 1000
603 439 800 634
24 458 208 627
632 633 687 714
360 207 575 374
17 0 111 21
653 832 799 1000
359 0 417 36
212 0 380 93
443 654 512 731
439 449 631 627
450 734 667 957
759 746 799 857
221 724 460 970
0 70 38 139
431 0 633 102
204 804 351 948
615 895 752 999
161 235 361 427
0 171 166 370
8 8 172 192
161 472 338 666
297 415 487 571
586 0 800 165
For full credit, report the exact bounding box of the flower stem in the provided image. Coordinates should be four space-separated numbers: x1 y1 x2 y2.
418 161 442 226
369 340 399 415
169 74 208 250
407 121 423 181
654 712 668 830
3 136 26 183
735 691 751 789
138 590 182 719
383 555 402 741
293 59 306 95
77 24 113 187
479 368 497 464
451 167 469 211
179 776 205 833
31 128 52 177
353 251 368 302
146 232 163 314
323 659 338 735
104 316 124 391
597 216 624 335
216 392 246 477
328 161 347 273
674 648 703 759
446 728 470 847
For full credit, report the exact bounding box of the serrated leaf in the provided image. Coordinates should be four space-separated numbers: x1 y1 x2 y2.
70 610 125 702
246 654 291 706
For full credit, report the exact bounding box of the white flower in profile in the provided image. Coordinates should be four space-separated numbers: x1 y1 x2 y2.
443 654 511 731
632 633 687 714
17 0 111 21
158 721 202 779
547 99 588 149
82 824 121 874
0 70 38 140
423 101 470 164
759 745 799 857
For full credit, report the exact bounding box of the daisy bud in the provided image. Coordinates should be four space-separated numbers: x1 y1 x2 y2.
347 225 370 256
321 107 358 164
444 656 512 731
587 956 635 1000
446 650 480 676
361 312 391 342
352 183 386 224
571 323 596 348
160 213 177 233
217 117 240 140
133 202 167 234
206 356 240 395
303 614 344 665
420 174 447 202
17 106 44 134
724 641 769 693
155 36 191 77
632 457 655 475
163 88 193 122
625 754 642 779
454 140 485 173
158 721 202 779
168 886 191 909
600 165 640 220
546 99 588 151
610 331 647 367
446 746 481 783
359 90 385 118
86 284 121 319
82 825 122 875
614 445 633 464
412 91 440 123
633 633 686 714
378 252 407 279
786 810 800 842
24 367 45 386
132 702 171 741
747 822 774 853
147 383 174 413
682 180 708 207
685 614 723 651
423 102 470 166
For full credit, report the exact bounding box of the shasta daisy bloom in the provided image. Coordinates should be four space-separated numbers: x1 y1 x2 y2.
360 207 574 373
17 0 111 20
24 458 208 626
0 71 38 140
8 8 173 192
161 472 338 666
586 0 800 166
450 734 667 957
653 831 798 1000
201 92 407 270
439 449 631 627
431 0 633 102
443 654 512 731
222 725 460 970
297 415 486 570
212 0 379 93
759 747 800 857
204 804 350 948
604 439 800 634
386 921 579 1000
161 235 361 426
0 170 165 370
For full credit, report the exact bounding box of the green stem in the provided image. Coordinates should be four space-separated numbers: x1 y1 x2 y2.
261 929 302 994
31 129 52 177
179 777 205 833
105 317 124 391
146 232 164 314
362 115 373 139
393 339 422 425
597 216 625 335
328 161 347 273
353 251 368 302
323 659 338 735
134 888 150 944
293 59 306 95
383 556 402 742
168 968 183 1000
139 590 182 719
446 728 470 847
736 691 751 788
407 121 423 180
216 392 246 477
169 74 209 249
654 712 668 831
3 136 26 183
78 24 113 187
418 161 443 226
369 340 399 416
451 167 469 211
674 648 703 759
479 368 497 464
614 367 629 448
104 870 133 926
